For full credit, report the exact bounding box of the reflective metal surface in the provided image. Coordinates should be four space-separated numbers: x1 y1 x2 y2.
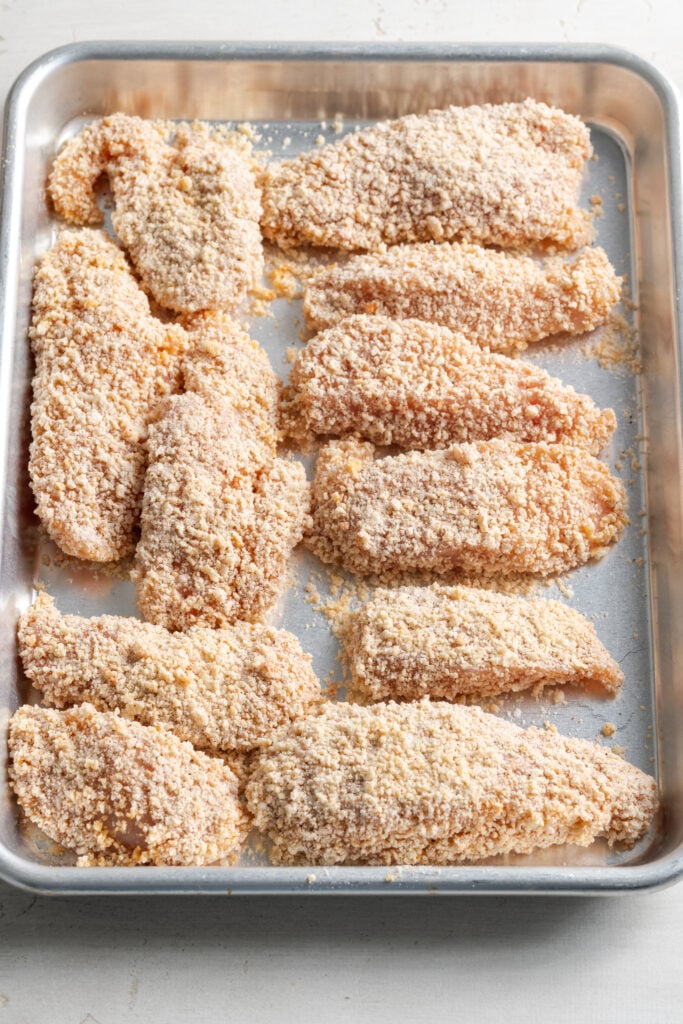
1 42 682 894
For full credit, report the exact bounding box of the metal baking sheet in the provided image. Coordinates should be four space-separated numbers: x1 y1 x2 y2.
1 42 682 894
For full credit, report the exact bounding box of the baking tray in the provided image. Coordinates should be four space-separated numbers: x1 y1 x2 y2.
1 42 683 895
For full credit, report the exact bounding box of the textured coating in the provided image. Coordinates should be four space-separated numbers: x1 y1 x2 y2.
29 229 188 562
303 242 621 352
262 100 593 251
286 315 616 452
48 114 263 313
347 583 624 702
307 437 627 578
246 701 658 865
9 704 250 866
19 593 322 755
133 393 310 630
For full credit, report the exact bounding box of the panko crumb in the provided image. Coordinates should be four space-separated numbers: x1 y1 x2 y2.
602 722 617 738
245 702 658 865
583 313 641 374
261 100 594 251
19 592 322 756
307 437 628 580
48 113 263 314
265 255 307 300
9 703 250 866
346 583 623 704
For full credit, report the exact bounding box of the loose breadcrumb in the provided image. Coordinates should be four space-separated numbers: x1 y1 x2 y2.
133 393 310 630
285 315 616 453
582 313 641 374
346 583 623 703
602 722 617 737
18 593 321 754
266 258 304 300
306 438 627 579
261 100 593 251
303 242 620 351
9 703 250 866
245 701 658 865
29 229 188 562
48 114 263 313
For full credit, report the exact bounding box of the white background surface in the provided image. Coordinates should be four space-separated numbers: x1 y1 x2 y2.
1 2 682 1022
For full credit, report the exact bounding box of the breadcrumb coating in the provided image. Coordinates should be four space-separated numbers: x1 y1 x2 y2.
303 243 621 351
346 583 623 703
245 701 658 865
286 315 615 453
306 437 627 579
48 114 263 313
182 310 281 451
133 393 310 630
19 593 321 754
9 703 250 866
261 100 592 252
29 229 188 562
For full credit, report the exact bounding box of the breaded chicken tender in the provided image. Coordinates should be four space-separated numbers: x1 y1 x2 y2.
307 438 626 579
133 393 309 631
183 310 281 452
245 701 658 865
18 593 321 754
29 229 188 562
9 703 250 866
346 583 623 703
286 315 615 453
261 100 593 252
48 114 263 313
304 243 621 351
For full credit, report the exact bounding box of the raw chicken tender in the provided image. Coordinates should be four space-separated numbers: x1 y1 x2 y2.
246 701 658 865
347 583 623 702
307 437 627 579
19 593 321 755
49 114 263 313
262 100 593 251
9 703 250 866
29 229 187 561
303 243 621 352
286 315 616 452
134 393 309 630
182 310 280 452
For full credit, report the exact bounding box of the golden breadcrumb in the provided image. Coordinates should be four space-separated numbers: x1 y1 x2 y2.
303 243 621 351
48 114 263 313
19 593 322 754
29 229 188 562
133 393 310 630
9 703 250 866
286 315 616 453
182 310 281 451
261 100 593 251
245 701 658 865
306 438 627 579
346 583 623 703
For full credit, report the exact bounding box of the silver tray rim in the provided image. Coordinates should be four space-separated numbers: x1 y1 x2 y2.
1 40 683 896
